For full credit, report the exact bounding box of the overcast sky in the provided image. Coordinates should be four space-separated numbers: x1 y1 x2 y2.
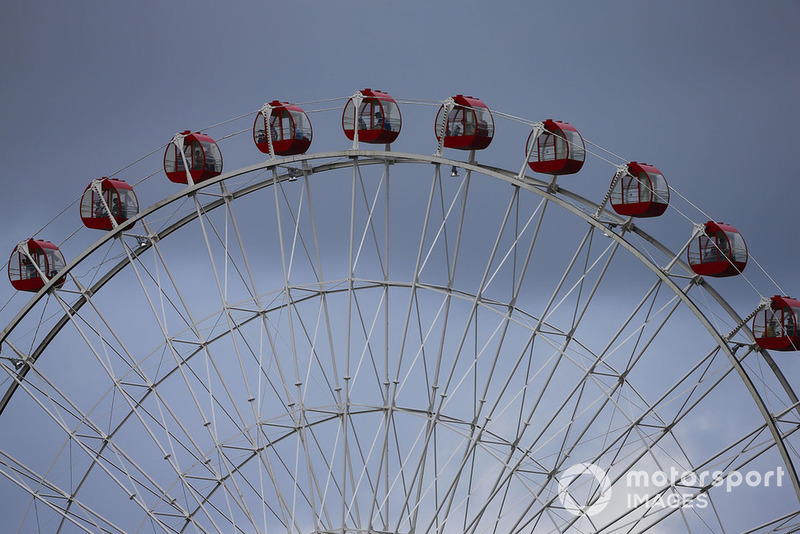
1 1 798 278
0 1 798 531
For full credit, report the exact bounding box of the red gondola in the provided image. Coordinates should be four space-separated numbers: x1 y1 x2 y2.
8 239 66 292
80 178 139 230
435 95 494 150
687 221 748 277
164 131 223 184
610 162 669 218
753 296 800 351
254 101 312 156
526 120 585 175
342 89 401 145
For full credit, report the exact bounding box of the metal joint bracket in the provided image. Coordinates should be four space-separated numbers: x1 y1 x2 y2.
546 175 559 194
621 217 636 233
170 132 186 152
286 167 303 181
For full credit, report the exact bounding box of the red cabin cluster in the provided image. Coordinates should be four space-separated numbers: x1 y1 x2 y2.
526 120 585 175
342 89 401 145
610 162 669 218
688 221 748 277
254 101 312 156
8 239 66 292
435 95 494 151
7 87 798 355
80 178 139 231
753 296 800 351
164 131 223 184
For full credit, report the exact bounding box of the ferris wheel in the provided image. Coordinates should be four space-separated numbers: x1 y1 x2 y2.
1 90 799 533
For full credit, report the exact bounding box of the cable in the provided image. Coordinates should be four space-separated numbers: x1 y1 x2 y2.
108 144 168 180
200 110 257 132
214 127 250 142
583 137 629 166
4 96 790 308
297 96 349 106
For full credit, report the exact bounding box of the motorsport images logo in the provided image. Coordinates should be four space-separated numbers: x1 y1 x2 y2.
557 462 786 516
557 463 613 516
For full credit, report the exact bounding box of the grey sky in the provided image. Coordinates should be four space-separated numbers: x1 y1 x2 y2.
1 1 798 273
0 1 798 531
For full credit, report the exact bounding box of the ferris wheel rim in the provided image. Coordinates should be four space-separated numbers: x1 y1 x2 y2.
4 150 797 417
2 149 800 532
0 149 735 348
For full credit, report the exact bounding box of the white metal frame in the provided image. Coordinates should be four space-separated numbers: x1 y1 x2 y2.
1 150 798 533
